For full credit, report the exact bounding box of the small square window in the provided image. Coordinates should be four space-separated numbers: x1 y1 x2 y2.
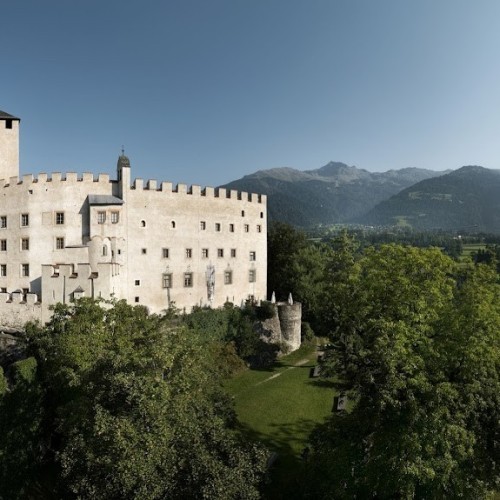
142 248 147 255
217 248 224 258
184 272 193 287
200 221 206 230
231 248 236 258
250 251 256 261
21 238 29 251
0 265 6 276
162 273 172 289
21 213 29 227
0 216 6 229
224 271 232 285
5 120 12 130
0 240 6 251
162 248 170 258
229 223 234 232
135 279 141 286
56 237 65 250
22 263 29 277
202 248 209 258
215 223 221 232
111 212 119 224
186 248 192 258
244 224 249 232
135 296 140 303
97 211 106 224
249 269 256 283
55 212 65 225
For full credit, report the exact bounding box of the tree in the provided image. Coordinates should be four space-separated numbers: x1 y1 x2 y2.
309 246 500 498
0 299 267 499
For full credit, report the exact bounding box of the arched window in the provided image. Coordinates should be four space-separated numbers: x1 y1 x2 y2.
171 220 176 229
102 246 107 256
141 220 146 227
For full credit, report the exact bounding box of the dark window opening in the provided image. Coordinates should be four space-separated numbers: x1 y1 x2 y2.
5 120 12 129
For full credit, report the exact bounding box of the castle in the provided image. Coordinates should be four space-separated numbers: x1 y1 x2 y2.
0 110 267 327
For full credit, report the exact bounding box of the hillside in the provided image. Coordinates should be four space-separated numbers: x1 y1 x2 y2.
359 166 500 233
221 162 446 227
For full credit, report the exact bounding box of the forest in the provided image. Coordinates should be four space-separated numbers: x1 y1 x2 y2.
0 224 499 499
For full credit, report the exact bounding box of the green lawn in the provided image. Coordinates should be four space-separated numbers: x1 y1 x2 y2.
226 343 337 498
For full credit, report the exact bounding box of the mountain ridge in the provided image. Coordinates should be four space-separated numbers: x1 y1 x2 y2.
221 162 448 227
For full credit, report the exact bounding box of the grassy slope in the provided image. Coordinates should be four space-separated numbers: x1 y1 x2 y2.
226 343 337 498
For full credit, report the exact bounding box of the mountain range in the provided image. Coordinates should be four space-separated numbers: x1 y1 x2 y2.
221 162 447 227
360 165 500 233
221 163 500 233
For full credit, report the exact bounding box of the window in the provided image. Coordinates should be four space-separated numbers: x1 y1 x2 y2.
102 245 108 257
241 210 245 217
202 248 209 258
141 220 146 227
22 264 29 277
162 248 170 258
135 280 141 286
250 251 256 261
215 223 221 232
231 248 236 258
229 223 234 232
111 212 119 224
0 240 6 251
162 273 172 289
171 221 176 228
0 216 6 229
257 225 262 233
97 211 106 224
5 119 12 129
56 237 65 249
21 238 29 251
260 212 264 218
244 224 249 232
186 248 192 258
217 248 224 258
0 288 6 293
141 248 147 255
135 297 140 303
249 269 256 283
184 272 193 287
224 271 232 285
0 265 6 277
55 212 65 225
21 213 29 227
200 221 206 230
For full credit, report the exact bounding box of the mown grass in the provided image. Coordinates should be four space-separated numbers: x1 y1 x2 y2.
226 342 337 498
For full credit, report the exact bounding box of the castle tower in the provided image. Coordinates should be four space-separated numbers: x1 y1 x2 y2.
117 150 131 201
0 111 20 180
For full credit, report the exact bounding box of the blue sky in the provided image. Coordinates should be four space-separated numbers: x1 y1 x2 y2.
2 0 500 186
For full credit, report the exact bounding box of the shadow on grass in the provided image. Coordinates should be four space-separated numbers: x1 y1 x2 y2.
236 418 324 500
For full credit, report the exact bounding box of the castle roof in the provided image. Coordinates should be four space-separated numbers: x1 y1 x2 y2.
0 111 20 120
88 194 124 206
117 154 131 169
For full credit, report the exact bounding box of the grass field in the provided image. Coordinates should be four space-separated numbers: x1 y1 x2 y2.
225 343 337 498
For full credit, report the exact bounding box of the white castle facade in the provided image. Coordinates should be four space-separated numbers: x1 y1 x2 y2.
0 110 267 327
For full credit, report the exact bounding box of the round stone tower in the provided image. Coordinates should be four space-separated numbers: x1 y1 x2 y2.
277 302 302 353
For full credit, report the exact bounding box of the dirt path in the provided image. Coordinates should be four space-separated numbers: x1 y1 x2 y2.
254 356 312 386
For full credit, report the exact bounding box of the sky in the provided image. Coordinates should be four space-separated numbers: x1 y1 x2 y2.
2 0 500 187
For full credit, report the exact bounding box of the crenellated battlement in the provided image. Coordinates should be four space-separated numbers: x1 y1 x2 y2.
130 177 266 203
0 169 267 204
0 171 114 189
